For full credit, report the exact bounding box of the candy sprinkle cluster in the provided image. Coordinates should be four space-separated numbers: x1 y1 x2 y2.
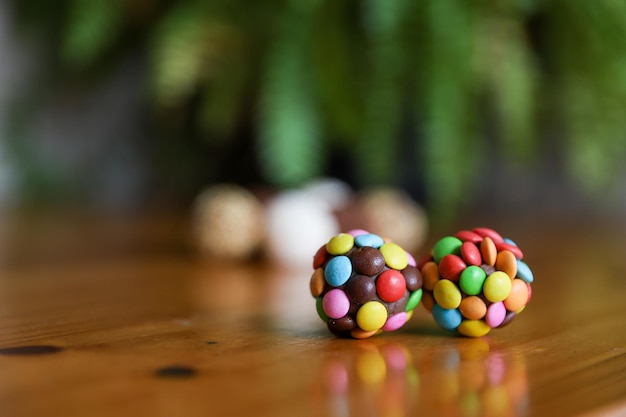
419 227 534 337
310 230 423 339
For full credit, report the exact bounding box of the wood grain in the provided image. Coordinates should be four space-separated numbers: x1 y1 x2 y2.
0 209 624 417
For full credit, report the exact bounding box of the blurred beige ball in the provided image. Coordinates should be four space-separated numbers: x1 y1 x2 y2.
342 187 428 254
192 184 265 260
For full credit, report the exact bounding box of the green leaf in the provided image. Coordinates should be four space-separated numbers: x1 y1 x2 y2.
257 0 323 188
61 0 121 68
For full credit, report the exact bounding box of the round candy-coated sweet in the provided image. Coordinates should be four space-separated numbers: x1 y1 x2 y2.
323 289 350 319
351 328 380 339
324 256 352 287
461 241 482 266
455 230 483 244
376 270 407 302
434 279 462 309
504 279 529 311
355 233 384 248
313 245 328 269
310 268 325 297
402 266 423 291
494 240 524 259
328 316 357 336
433 237 463 263
496 250 517 279
348 229 369 237
383 312 408 331
419 227 534 337
473 227 503 243
459 266 487 296
459 296 487 320
357 301 388 331
406 252 417 267
316 297 328 321
380 243 409 270
432 304 463 330
480 237 497 266
352 247 386 276
405 288 423 311
422 261 440 291
312 231 423 338
457 319 491 337
439 254 467 281
516 260 534 283
344 274 377 306
483 271 512 303
326 233 355 255
485 302 506 328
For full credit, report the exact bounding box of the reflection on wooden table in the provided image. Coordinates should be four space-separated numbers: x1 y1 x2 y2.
0 210 624 417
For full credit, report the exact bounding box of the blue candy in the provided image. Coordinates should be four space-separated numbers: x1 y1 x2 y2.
354 233 384 249
516 260 534 283
432 304 463 330
324 256 352 287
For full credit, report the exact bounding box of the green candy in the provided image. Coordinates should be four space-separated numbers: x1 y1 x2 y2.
316 296 329 321
405 288 423 312
459 265 487 295
432 236 463 263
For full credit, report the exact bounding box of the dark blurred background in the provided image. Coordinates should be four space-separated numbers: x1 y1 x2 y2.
0 0 625 221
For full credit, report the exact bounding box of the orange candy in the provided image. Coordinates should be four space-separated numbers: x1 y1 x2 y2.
496 250 517 280
480 237 497 266
504 279 529 312
422 261 440 291
459 296 487 320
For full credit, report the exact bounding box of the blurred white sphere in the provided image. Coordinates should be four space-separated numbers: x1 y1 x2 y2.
265 190 339 269
302 177 353 212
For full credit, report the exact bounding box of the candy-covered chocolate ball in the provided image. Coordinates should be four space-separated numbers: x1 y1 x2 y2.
420 227 533 337
311 231 423 338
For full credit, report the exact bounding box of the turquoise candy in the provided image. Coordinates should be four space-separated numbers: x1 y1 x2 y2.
432 304 463 330
354 233 384 248
516 260 534 283
324 255 352 287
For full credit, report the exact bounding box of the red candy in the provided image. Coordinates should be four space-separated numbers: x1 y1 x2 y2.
473 227 504 243
420 227 534 337
494 240 524 260
438 254 466 281
313 245 328 269
376 270 407 302
455 230 483 244
460 241 482 266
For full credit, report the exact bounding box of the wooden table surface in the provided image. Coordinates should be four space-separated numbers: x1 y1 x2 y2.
0 209 625 417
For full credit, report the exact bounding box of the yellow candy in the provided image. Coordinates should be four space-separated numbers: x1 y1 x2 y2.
357 301 387 331
433 279 462 309
457 319 491 337
326 233 355 255
483 271 512 303
379 243 408 270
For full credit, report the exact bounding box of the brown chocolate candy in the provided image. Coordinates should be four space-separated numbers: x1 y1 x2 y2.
351 247 386 276
402 265 423 292
327 315 357 336
344 274 376 306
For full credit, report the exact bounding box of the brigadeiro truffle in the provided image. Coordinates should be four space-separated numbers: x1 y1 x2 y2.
310 230 423 339
419 227 534 337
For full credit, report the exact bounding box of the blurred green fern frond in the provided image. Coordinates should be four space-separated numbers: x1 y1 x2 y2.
61 0 122 69
7 0 626 213
257 0 324 188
